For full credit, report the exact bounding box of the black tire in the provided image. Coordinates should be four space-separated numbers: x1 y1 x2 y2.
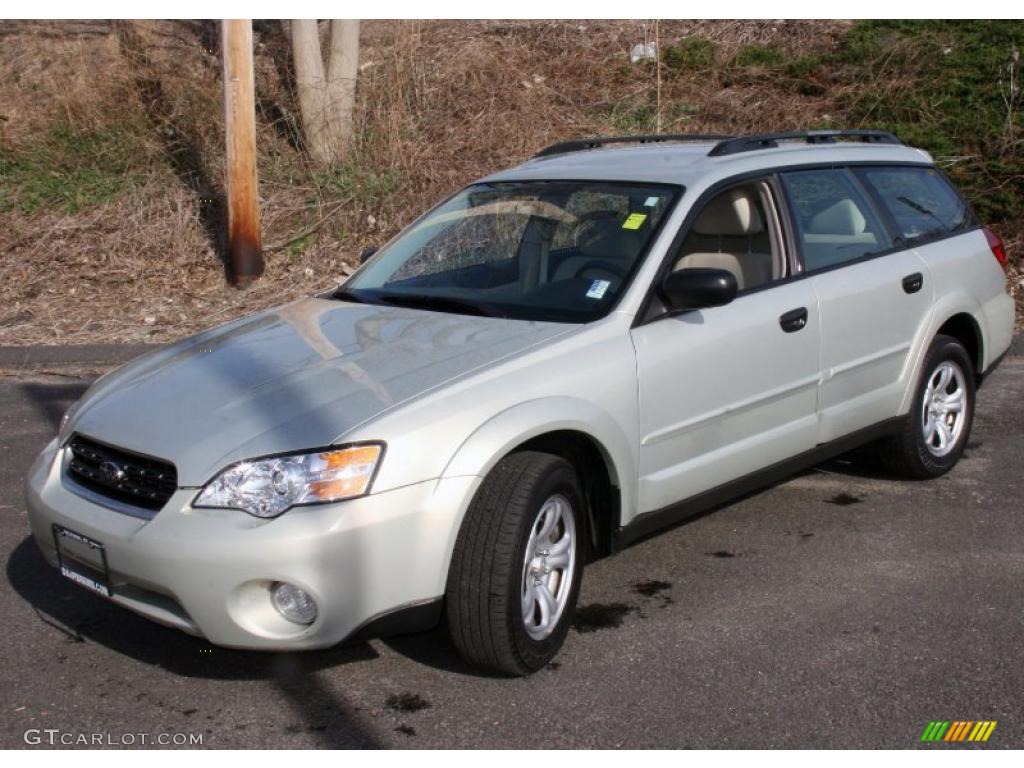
445 451 585 676
878 334 975 479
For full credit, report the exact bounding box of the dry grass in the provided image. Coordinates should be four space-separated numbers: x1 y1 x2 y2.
0 19 1018 345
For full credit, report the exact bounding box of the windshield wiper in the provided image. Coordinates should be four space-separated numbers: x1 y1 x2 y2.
330 287 372 304
375 292 501 318
896 195 948 230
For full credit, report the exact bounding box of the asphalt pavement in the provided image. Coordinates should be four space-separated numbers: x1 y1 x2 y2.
1 346 1022 748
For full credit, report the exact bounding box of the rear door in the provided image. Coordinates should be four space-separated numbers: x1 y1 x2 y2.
780 167 933 443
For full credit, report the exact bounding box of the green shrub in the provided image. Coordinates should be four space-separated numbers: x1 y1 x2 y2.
592 103 657 133
832 20 1024 226
784 55 821 79
732 43 785 68
0 116 152 214
663 37 717 71
310 162 402 204
591 101 702 134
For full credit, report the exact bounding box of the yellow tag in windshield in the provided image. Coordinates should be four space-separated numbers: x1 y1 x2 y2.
622 213 647 230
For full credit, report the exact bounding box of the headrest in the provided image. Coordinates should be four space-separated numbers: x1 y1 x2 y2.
808 199 866 235
693 188 764 236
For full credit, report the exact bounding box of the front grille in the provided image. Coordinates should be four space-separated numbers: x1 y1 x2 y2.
66 435 177 512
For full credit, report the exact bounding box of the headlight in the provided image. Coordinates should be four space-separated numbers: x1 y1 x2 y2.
194 443 384 518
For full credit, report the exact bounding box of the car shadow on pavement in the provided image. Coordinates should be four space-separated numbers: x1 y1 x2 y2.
18 380 90 432
378 625 503 678
813 449 911 481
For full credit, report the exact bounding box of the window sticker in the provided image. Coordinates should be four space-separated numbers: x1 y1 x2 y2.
622 213 647 230
643 196 660 208
586 279 611 299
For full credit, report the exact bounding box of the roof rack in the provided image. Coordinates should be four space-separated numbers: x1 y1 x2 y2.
708 129 902 157
533 134 733 159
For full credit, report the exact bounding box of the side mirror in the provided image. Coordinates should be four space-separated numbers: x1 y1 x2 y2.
659 267 738 312
359 246 378 264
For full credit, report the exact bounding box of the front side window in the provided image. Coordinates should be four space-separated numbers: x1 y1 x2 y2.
343 181 677 323
857 166 974 243
672 181 786 292
781 169 893 272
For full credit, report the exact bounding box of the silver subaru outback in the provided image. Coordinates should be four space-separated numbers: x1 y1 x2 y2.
26 130 1015 675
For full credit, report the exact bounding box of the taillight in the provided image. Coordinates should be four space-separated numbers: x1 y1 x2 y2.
983 227 1007 270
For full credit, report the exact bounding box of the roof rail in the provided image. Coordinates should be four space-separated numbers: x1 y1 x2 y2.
708 130 902 157
533 134 733 159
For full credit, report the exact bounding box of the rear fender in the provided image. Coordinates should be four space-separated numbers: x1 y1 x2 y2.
898 292 983 414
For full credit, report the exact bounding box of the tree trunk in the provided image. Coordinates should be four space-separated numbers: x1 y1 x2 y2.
289 19 360 166
326 20 360 159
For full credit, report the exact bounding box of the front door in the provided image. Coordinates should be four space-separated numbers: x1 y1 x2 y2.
631 180 821 515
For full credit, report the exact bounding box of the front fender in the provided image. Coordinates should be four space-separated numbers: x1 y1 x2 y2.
441 396 638 522
426 396 638 592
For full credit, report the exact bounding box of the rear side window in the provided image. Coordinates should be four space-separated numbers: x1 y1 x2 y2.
781 169 893 272
857 167 974 243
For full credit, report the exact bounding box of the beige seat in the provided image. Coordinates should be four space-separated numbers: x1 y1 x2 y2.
801 198 880 270
807 198 866 235
673 188 773 291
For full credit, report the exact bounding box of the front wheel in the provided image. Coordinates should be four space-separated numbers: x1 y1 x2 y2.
445 451 585 676
879 334 975 478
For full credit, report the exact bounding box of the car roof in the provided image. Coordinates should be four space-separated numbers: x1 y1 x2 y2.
482 140 936 189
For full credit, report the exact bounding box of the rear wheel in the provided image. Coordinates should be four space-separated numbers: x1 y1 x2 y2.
445 451 584 676
879 334 975 478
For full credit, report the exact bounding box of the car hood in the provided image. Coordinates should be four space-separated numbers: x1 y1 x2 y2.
71 297 575 486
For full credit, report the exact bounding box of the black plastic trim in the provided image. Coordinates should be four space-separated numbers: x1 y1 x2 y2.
779 306 809 332
534 134 733 158
902 272 924 294
613 417 904 550
344 597 444 644
978 347 1009 385
66 433 178 512
708 129 902 157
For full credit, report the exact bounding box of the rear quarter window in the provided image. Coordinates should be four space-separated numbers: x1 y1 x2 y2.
857 167 974 243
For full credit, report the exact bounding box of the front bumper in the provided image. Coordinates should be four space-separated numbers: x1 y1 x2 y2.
25 439 478 649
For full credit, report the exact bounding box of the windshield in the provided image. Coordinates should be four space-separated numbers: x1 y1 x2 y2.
341 181 679 322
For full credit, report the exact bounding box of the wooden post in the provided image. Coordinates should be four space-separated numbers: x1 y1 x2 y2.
222 19 263 286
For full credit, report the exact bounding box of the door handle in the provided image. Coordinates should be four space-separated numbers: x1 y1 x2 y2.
779 307 808 333
902 272 924 294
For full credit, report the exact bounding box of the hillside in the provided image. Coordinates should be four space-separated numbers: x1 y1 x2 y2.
1 19 1021 345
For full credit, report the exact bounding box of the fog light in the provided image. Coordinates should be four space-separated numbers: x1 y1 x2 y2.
271 582 318 625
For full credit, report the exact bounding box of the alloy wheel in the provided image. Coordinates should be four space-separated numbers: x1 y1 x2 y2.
521 494 576 640
920 360 968 457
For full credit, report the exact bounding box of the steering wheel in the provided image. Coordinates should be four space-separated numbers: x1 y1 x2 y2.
573 259 628 281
